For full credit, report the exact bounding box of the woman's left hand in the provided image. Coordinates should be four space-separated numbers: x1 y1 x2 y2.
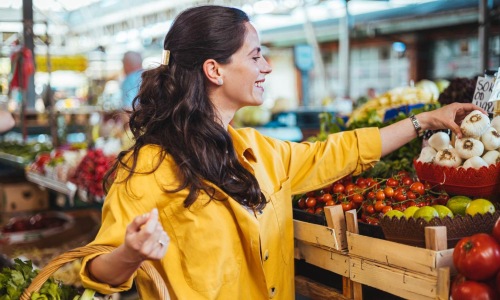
419 103 487 139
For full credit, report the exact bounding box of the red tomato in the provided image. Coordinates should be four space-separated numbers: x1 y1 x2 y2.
345 184 356 195
406 191 417 200
383 187 394 198
374 200 385 212
305 197 317 208
394 189 407 202
450 273 466 296
332 183 345 194
453 233 500 281
410 182 425 195
400 176 414 186
322 193 333 203
315 207 324 215
325 200 336 207
297 198 306 209
451 280 498 300
365 204 375 214
351 193 364 204
492 217 500 244
366 191 375 200
306 208 315 214
341 201 353 212
355 177 367 186
386 178 398 187
382 206 393 214
375 190 386 201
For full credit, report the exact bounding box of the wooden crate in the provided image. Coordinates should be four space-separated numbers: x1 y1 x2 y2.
344 211 453 300
294 205 348 252
294 205 354 299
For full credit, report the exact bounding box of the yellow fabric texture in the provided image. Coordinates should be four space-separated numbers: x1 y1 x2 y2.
80 126 381 300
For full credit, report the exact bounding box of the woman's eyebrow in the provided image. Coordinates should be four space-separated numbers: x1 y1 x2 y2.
248 47 261 55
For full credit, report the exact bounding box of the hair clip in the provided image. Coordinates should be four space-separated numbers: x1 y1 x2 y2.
161 49 170 65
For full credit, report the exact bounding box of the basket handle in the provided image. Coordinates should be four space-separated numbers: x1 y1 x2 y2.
20 245 170 300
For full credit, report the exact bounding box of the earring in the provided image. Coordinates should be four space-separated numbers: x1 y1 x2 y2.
217 78 223 86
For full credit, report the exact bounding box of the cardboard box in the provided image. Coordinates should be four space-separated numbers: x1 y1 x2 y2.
0 182 49 213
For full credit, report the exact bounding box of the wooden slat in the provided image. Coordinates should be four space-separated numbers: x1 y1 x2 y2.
324 205 348 250
294 220 339 250
295 275 350 300
295 240 350 277
346 232 453 277
425 227 447 251
349 257 440 300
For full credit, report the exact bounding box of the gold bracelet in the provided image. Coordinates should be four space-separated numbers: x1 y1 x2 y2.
409 114 423 137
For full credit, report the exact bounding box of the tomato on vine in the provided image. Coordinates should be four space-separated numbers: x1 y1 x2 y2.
410 181 425 195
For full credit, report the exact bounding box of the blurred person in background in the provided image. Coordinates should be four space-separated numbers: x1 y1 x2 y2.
79 5 485 300
0 110 15 133
121 51 143 109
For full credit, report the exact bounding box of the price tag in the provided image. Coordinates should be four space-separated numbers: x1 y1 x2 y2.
472 76 495 113
487 67 500 103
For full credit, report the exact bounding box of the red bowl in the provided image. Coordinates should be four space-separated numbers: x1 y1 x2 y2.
413 159 500 199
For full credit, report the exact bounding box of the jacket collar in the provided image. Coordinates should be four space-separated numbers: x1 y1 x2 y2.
228 125 257 163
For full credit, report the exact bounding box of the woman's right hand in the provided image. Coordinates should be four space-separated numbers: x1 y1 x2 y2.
123 208 169 263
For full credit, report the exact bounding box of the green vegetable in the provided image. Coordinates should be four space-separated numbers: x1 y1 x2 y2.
309 104 439 178
0 258 79 300
72 289 95 300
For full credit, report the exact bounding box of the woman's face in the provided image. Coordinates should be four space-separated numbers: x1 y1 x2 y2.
218 22 272 110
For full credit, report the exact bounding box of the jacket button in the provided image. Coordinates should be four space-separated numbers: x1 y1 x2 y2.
269 286 276 298
263 249 269 261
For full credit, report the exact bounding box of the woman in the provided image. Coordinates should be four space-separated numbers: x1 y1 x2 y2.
80 5 483 300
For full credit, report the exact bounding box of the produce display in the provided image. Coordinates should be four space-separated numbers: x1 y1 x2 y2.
417 111 500 168
292 171 451 226
69 149 115 202
347 80 437 125
450 218 500 299
0 142 53 163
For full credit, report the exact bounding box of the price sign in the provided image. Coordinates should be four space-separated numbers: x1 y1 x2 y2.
488 73 500 103
472 76 495 114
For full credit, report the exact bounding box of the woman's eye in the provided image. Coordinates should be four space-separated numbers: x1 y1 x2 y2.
252 56 261 61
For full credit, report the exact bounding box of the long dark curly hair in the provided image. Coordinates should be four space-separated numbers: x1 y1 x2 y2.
104 5 266 210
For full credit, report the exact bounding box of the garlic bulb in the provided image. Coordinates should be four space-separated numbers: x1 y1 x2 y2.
460 110 490 138
462 156 488 169
481 127 500 150
482 150 500 165
491 116 500 132
417 146 437 163
455 137 485 159
434 148 462 168
428 132 450 151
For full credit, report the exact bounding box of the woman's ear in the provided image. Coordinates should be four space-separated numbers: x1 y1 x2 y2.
203 59 223 86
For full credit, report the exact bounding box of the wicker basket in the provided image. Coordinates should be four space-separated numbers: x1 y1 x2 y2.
20 245 170 300
379 209 500 249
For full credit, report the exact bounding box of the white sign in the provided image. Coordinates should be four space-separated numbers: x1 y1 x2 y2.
473 76 495 113
487 67 500 104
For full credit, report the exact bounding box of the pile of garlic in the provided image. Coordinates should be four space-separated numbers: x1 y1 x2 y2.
417 110 500 169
